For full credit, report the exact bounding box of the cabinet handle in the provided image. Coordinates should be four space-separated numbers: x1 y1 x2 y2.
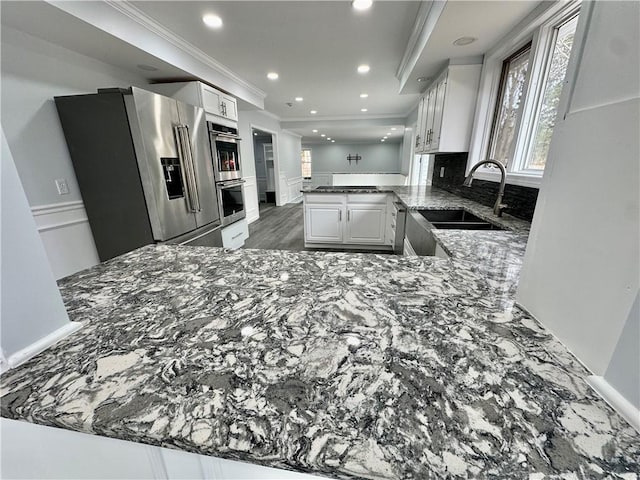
347 210 350 221
339 210 342 221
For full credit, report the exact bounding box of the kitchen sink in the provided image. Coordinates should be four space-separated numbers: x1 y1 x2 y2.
417 209 504 231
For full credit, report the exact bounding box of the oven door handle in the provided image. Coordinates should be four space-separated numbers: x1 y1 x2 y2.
213 133 242 141
218 179 246 187
174 125 201 213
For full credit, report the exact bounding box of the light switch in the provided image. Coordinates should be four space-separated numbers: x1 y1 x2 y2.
55 178 70 195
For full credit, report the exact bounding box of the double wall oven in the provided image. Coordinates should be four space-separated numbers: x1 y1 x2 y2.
208 121 245 226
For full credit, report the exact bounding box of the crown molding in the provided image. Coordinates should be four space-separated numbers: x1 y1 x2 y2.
395 0 447 93
103 1 266 101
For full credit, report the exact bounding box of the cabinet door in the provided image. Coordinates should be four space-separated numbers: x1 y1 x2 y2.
220 94 238 121
430 74 447 151
345 205 386 244
424 87 436 151
414 97 425 152
200 86 221 116
305 204 344 243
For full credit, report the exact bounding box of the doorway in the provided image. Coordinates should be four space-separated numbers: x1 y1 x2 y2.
252 128 276 212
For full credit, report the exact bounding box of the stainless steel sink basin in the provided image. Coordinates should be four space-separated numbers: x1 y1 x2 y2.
417 209 504 231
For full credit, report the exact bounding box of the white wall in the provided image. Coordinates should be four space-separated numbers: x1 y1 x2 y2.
304 142 402 174
1 26 150 278
1 129 75 365
238 110 303 216
516 0 639 406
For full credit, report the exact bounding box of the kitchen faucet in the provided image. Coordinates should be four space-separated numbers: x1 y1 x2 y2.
463 159 508 217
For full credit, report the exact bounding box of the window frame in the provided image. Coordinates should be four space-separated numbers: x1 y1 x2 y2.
301 148 312 179
467 0 582 188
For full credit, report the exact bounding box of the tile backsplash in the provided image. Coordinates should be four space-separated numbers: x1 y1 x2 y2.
431 153 539 221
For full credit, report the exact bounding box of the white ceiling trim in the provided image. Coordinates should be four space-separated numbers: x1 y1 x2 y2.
45 0 266 108
395 0 447 93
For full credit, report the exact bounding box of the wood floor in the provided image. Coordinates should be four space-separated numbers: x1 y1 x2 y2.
242 203 394 255
242 203 305 251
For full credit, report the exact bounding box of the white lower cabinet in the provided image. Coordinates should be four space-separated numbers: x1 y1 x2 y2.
345 204 386 244
305 205 344 243
304 193 390 249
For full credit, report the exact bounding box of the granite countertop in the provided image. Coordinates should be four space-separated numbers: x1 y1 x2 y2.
2 187 639 479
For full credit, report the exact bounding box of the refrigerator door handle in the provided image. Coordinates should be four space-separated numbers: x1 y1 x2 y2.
174 125 200 213
181 125 201 212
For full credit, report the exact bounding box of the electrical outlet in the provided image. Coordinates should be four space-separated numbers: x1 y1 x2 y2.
55 178 70 195
439 167 445 178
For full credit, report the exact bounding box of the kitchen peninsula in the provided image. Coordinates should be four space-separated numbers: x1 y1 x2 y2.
2 187 638 479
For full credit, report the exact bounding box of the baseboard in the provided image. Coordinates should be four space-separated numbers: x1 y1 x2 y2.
4 322 83 371
586 376 640 433
515 302 640 434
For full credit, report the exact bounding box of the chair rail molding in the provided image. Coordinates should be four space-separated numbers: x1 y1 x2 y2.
30 200 100 279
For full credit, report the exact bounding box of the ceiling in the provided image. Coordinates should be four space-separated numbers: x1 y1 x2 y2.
1 0 539 144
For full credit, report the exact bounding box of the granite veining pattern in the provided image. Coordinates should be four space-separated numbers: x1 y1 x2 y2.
2 187 639 479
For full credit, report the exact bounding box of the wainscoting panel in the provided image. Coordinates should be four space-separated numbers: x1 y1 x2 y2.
278 174 288 206
242 176 260 224
31 201 100 280
287 176 303 204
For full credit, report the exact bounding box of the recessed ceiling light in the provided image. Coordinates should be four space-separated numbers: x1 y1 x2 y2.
360 93 369 98
312 129 318 133
321 134 326 137
381 139 385 142
295 97 303 102
361 108 368 112
327 137 332 141
357 64 370 74
383 136 388 139
453 36 477 46
331 140 335 143
352 0 373 11
267 72 279 80
310 110 317 114
386 132 391 135
202 14 223 29
391 127 397 131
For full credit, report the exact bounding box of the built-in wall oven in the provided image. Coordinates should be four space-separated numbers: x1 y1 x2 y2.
208 121 246 226
217 179 245 226
208 121 241 182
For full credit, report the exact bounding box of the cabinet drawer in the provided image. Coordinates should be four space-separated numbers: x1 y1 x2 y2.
221 219 248 249
304 194 346 204
346 193 388 204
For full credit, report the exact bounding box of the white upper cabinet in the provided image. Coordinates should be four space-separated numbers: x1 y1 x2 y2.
415 64 482 154
151 81 238 124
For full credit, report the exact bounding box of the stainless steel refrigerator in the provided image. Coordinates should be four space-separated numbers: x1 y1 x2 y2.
55 87 222 261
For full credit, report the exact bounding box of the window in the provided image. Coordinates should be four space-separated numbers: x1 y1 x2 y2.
488 44 532 167
472 2 581 184
524 14 579 170
301 149 312 179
